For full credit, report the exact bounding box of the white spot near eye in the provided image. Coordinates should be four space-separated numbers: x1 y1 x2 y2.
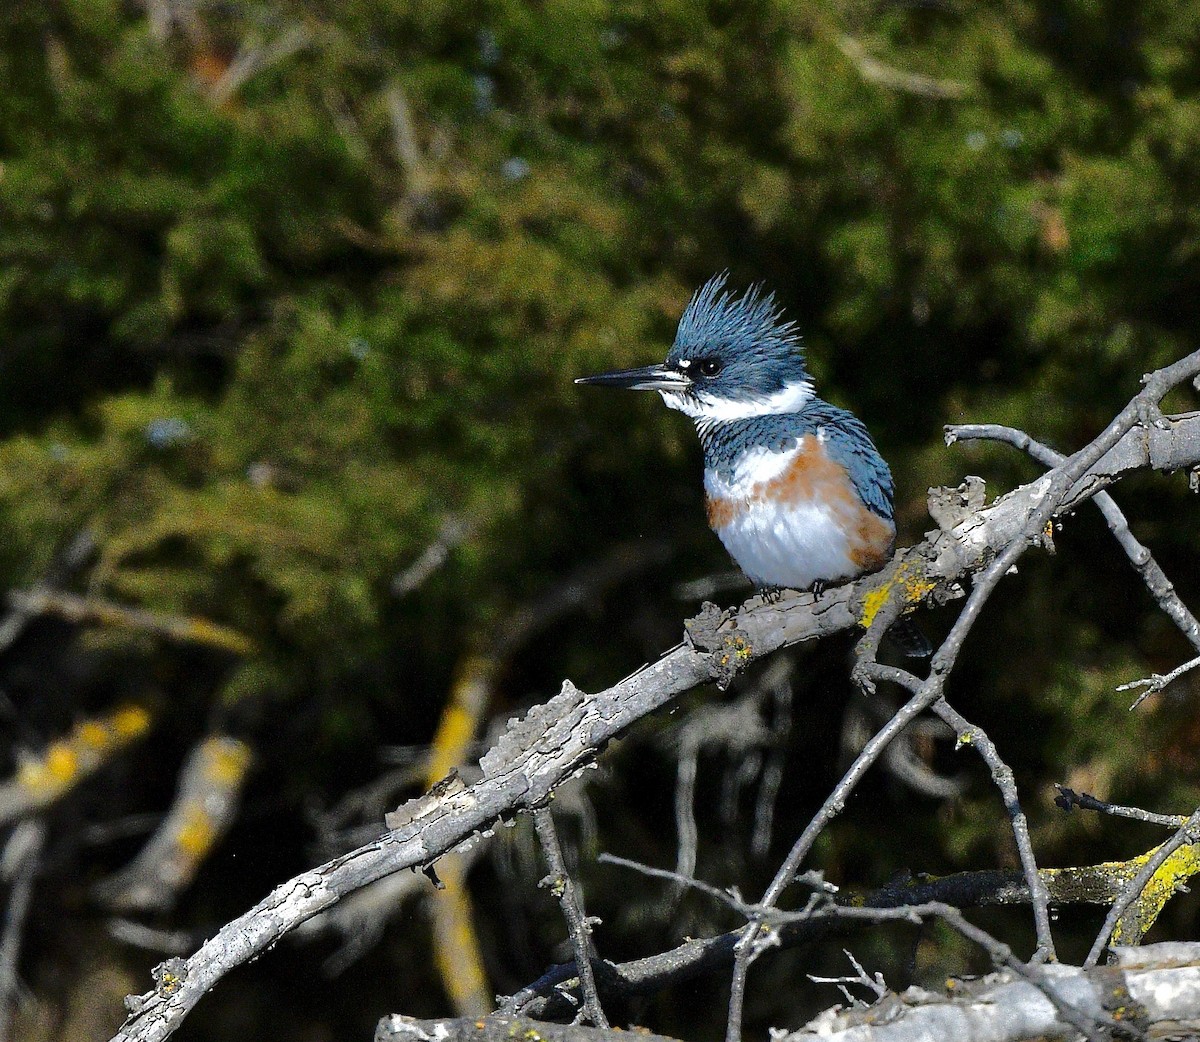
678 358 692 369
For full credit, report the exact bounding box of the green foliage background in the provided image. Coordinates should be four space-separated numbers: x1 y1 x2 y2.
1 1 1199 1039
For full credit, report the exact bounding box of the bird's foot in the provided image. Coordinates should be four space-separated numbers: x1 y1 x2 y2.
759 585 786 605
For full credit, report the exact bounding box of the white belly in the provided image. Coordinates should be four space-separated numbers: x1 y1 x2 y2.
703 441 887 589
713 495 859 589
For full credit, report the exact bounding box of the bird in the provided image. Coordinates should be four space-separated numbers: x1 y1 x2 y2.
576 274 905 603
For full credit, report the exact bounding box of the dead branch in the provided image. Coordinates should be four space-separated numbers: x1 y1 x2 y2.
93 736 253 913
781 941 1200 1041
1054 786 1186 829
947 420 1200 703
418 539 674 1014
396 942 1200 1042
508 848 1181 1021
1086 806 1200 965
108 354 1200 1042
1118 653 1200 703
0 705 152 826
375 1014 682 1042
930 697 1052 960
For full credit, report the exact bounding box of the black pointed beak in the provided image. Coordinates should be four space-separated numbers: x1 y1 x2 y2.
575 363 692 392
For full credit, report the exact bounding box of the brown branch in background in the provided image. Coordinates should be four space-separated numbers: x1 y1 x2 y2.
0 531 95 655
93 736 253 913
107 354 1200 1042
836 36 970 100
0 705 152 827
207 25 312 107
7 590 255 656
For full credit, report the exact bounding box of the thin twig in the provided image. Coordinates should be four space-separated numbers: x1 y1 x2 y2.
599 851 834 916
1054 786 1186 828
807 949 888 1003
533 808 608 1027
928 697 1054 962
1118 654 1200 708
516 849 1173 1020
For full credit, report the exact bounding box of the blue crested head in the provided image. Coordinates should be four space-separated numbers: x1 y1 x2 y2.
667 274 809 411
576 274 814 422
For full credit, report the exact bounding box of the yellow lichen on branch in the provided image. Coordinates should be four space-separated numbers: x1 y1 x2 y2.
0 703 151 822
1112 839 1200 946
93 735 253 912
859 557 937 631
423 654 496 1018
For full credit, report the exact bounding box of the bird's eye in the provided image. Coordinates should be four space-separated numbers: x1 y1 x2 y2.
698 358 723 377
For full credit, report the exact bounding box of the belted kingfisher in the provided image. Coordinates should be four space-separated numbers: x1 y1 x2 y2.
577 275 897 595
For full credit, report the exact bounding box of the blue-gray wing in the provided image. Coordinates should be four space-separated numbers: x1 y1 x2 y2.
799 403 895 521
